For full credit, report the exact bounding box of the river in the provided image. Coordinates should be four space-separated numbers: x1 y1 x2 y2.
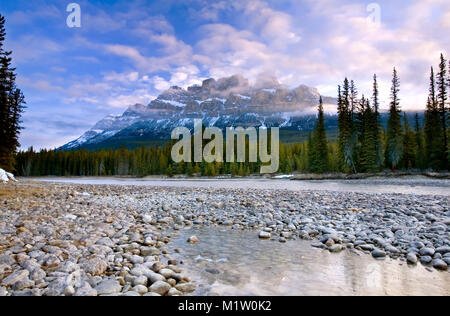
30 176 450 196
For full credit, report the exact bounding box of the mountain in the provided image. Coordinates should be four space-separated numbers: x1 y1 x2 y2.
61 75 339 150
60 74 424 151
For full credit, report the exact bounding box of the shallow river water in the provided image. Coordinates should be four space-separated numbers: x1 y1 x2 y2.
31 176 450 196
169 227 450 296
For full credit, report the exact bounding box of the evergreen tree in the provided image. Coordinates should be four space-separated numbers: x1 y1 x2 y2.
436 53 448 165
424 67 445 170
309 96 329 173
359 99 377 172
337 80 356 173
372 74 383 168
385 68 403 171
0 15 25 171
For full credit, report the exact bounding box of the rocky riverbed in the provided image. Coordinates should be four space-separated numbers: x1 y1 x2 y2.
0 180 449 296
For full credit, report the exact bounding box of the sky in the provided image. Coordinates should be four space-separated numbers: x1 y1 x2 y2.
0 0 449 149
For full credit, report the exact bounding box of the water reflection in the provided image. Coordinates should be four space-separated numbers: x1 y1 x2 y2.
170 227 450 296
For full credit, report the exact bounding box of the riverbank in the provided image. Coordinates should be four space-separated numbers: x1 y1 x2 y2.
0 180 449 296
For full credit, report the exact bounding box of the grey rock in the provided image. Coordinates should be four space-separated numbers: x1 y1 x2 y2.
372 249 386 258
420 256 432 264
432 259 448 270
435 246 450 254
1 269 29 287
419 247 435 257
95 279 122 295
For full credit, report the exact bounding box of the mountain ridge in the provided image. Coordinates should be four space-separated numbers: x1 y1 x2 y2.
61 74 338 150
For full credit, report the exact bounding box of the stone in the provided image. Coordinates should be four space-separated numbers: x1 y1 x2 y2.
175 283 196 293
159 268 175 279
145 271 166 283
0 254 15 266
187 236 199 243
149 281 171 295
372 249 386 258
359 244 374 251
143 292 161 296
133 275 148 286
432 259 448 270
328 244 344 253
311 242 325 249
132 285 148 294
1 270 29 287
140 247 159 256
12 278 34 291
63 286 75 296
167 287 183 296
419 247 435 257
420 256 432 264
121 291 141 296
406 253 418 264
385 245 400 254
83 258 107 276
75 283 98 297
435 246 450 254
95 279 122 295
258 231 271 239
29 269 46 281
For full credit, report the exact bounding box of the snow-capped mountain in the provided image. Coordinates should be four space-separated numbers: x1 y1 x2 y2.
60 75 337 150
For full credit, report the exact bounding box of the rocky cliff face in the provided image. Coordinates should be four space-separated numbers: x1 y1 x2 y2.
61 75 337 150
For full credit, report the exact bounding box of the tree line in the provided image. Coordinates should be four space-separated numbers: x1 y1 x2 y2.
307 55 448 174
0 15 26 172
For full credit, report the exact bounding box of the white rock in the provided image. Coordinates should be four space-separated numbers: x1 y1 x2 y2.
64 214 77 220
149 281 171 295
258 231 271 239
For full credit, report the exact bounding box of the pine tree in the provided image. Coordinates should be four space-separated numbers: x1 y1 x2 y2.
424 67 445 170
436 53 448 165
0 15 25 171
385 68 403 171
337 79 356 173
359 99 377 172
372 74 383 168
309 96 329 173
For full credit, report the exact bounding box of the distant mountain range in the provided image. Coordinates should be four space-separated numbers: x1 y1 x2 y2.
60 74 423 150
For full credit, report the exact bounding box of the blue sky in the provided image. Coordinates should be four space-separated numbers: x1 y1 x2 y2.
0 0 448 149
